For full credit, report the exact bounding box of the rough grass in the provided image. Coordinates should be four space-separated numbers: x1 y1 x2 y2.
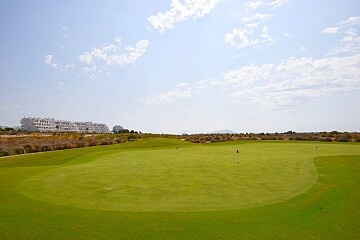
0 138 360 239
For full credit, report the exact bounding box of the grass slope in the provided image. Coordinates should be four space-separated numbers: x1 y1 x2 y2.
0 138 359 239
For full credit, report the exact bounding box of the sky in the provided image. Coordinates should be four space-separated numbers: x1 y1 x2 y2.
1 0 360 134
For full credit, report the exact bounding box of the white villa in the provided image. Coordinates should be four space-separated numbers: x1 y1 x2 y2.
20 117 109 133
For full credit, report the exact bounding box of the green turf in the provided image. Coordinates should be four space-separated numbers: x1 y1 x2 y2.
18 142 319 211
1 138 360 239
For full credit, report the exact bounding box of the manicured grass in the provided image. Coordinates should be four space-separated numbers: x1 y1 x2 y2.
1 138 360 239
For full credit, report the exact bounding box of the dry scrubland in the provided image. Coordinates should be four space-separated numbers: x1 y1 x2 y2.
1 131 359 157
0 132 144 157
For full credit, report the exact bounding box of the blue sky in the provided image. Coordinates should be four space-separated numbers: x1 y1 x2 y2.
1 0 360 134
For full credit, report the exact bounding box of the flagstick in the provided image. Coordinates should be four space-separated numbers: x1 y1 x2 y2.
236 149 239 164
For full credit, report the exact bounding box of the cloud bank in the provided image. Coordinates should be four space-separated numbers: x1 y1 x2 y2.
45 37 150 79
147 0 221 33
142 27 360 110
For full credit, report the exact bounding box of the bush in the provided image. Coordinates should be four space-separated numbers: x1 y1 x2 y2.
337 138 349 142
32 145 42 152
321 137 333 142
113 138 123 144
22 144 34 153
261 136 277 140
88 141 97 146
309 136 320 141
13 147 25 155
76 142 86 148
128 134 138 141
41 145 52 151
100 139 112 145
1 150 10 156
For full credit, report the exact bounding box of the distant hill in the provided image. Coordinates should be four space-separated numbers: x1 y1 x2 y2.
209 130 236 134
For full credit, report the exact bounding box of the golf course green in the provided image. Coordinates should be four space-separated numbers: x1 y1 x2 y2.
1 138 360 239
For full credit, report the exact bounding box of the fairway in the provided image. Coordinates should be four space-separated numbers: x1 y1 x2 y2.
1 139 360 239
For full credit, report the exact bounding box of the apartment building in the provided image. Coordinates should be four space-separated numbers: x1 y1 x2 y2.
20 117 109 133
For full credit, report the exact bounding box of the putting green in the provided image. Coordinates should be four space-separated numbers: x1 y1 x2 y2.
18 142 325 211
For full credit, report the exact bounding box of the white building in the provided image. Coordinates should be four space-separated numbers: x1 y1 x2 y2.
20 117 109 133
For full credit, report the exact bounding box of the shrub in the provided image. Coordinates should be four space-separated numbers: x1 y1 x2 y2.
22 144 34 153
100 139 112 145
76 142 86 148
41 145 52 151
113 138 122 144
61 143 72 149
13 147 25 155
320 137 333 142
88 141 97 146
32 145 42 152
310 136 320 141
261 136 277 140
337 138 349 142
128 134 138 140
1 150 10 156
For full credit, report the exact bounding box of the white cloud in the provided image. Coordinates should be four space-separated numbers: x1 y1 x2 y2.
268 0 288 9
328 28 360 55
143 33 360 109
247 0 264 10
260 25 274 43
78 52 93 64
115 36 122 43
340 16 360 26
246 0 288 10
225 24 274 49
45 37 148 79
110 40 150 66
63 64 75 71
299 46 306 51
225 53 360 109
322 27 339 34
224 63 274 85
283 32 291 37
322 16 360 34
78 39 150 66
44 55 53 64
228 0 287 50
44 54 75 72
147 0 221 33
